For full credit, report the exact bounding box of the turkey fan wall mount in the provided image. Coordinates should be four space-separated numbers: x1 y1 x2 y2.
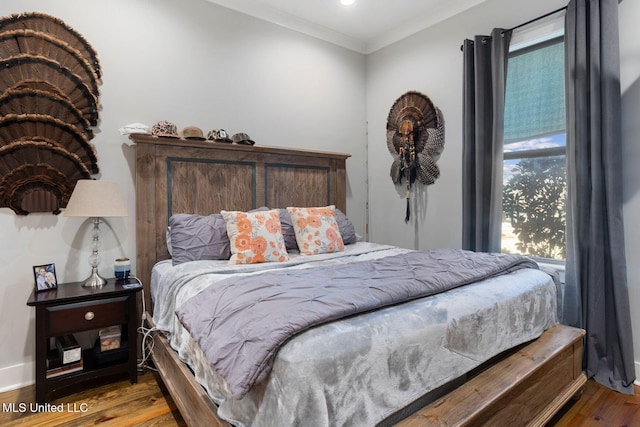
386 91 445 222
0 12 102 215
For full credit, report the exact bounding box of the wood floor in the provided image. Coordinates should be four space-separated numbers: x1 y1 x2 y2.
548 380 640 426
0 371 186 426
0 370 638 426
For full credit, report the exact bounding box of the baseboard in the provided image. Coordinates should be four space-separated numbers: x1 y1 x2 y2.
635 361 640 387
0 361 34 393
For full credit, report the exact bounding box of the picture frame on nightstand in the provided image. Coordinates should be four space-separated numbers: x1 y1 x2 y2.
33 263 58 292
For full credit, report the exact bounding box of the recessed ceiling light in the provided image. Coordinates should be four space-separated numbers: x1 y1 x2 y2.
340 0 355 5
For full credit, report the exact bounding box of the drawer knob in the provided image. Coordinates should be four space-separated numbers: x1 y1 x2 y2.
85 311 95 321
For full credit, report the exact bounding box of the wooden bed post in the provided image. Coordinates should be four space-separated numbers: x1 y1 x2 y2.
135 140 157 311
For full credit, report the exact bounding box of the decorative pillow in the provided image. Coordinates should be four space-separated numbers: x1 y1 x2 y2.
221 209 290 264
287 206 345 256
277 208 299 251
168 207 269 265
168 213 230 265
279 207 356 250
334 208 357 245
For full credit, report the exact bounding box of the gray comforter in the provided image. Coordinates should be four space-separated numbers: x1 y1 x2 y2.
176 248 538 399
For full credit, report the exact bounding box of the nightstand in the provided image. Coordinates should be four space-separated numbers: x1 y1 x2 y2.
26 278 142 403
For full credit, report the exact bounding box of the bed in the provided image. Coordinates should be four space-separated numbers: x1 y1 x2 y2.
132 134 586 426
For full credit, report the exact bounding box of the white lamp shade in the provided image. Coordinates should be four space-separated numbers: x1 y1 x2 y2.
64 180 128 218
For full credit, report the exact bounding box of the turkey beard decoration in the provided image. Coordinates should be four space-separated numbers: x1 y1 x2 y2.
386 91 445 222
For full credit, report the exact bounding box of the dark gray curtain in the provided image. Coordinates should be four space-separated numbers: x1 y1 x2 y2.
564 0 635 394
462 28 512 253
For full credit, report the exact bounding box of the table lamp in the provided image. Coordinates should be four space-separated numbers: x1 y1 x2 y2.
64 180 128 287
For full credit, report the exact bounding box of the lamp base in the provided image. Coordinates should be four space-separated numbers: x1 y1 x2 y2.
82 267 107 287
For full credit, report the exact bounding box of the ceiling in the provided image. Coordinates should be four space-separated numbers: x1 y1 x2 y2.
205 0 486 54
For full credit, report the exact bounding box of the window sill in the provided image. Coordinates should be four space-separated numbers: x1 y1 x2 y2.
535 260 566 284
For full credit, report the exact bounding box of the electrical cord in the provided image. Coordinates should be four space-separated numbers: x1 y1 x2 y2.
137 322 158 372
128 276 158 372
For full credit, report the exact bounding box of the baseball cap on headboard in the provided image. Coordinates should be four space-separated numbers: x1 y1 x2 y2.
207 129 232 143
181 126 206 140
151 120 179 138
232 132 255 145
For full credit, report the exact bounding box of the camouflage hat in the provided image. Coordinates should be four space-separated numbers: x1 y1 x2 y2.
151 120 179 138
232 132 255 145
207 129 232 143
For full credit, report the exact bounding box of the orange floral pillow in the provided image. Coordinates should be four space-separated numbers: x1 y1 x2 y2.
221 209 290 264
286 206 345 256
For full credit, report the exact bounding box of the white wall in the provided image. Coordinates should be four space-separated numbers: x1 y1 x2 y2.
0 0 367 391
367 0 640 381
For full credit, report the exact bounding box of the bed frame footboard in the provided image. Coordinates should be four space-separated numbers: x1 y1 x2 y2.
147 313 584 427
396 324 586 426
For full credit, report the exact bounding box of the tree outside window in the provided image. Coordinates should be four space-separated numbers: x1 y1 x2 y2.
502 152 566 259
501 36 566 261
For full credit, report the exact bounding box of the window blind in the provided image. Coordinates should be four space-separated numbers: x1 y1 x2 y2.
504 38 565 144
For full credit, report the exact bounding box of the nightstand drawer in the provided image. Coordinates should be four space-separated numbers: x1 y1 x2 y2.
46 296 129 336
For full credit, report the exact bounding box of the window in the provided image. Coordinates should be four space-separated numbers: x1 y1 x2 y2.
501 35 566 261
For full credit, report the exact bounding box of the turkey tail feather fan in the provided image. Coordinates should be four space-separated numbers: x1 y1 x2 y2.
0 55 99 126
0 163 84 215
0 12 101 78
0 11 102 215
0 140 91 179
0 30 100 97
0 88 93 139
385 91 445 221
0 114 98 173
386 91 439 135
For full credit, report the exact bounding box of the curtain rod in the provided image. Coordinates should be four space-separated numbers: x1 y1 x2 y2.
460 5 567 51
507 5 567 32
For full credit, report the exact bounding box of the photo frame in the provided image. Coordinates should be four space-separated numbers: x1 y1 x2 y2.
33 263 58 292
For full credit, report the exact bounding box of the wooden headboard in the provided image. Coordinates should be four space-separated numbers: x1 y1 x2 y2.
132 134 350 310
